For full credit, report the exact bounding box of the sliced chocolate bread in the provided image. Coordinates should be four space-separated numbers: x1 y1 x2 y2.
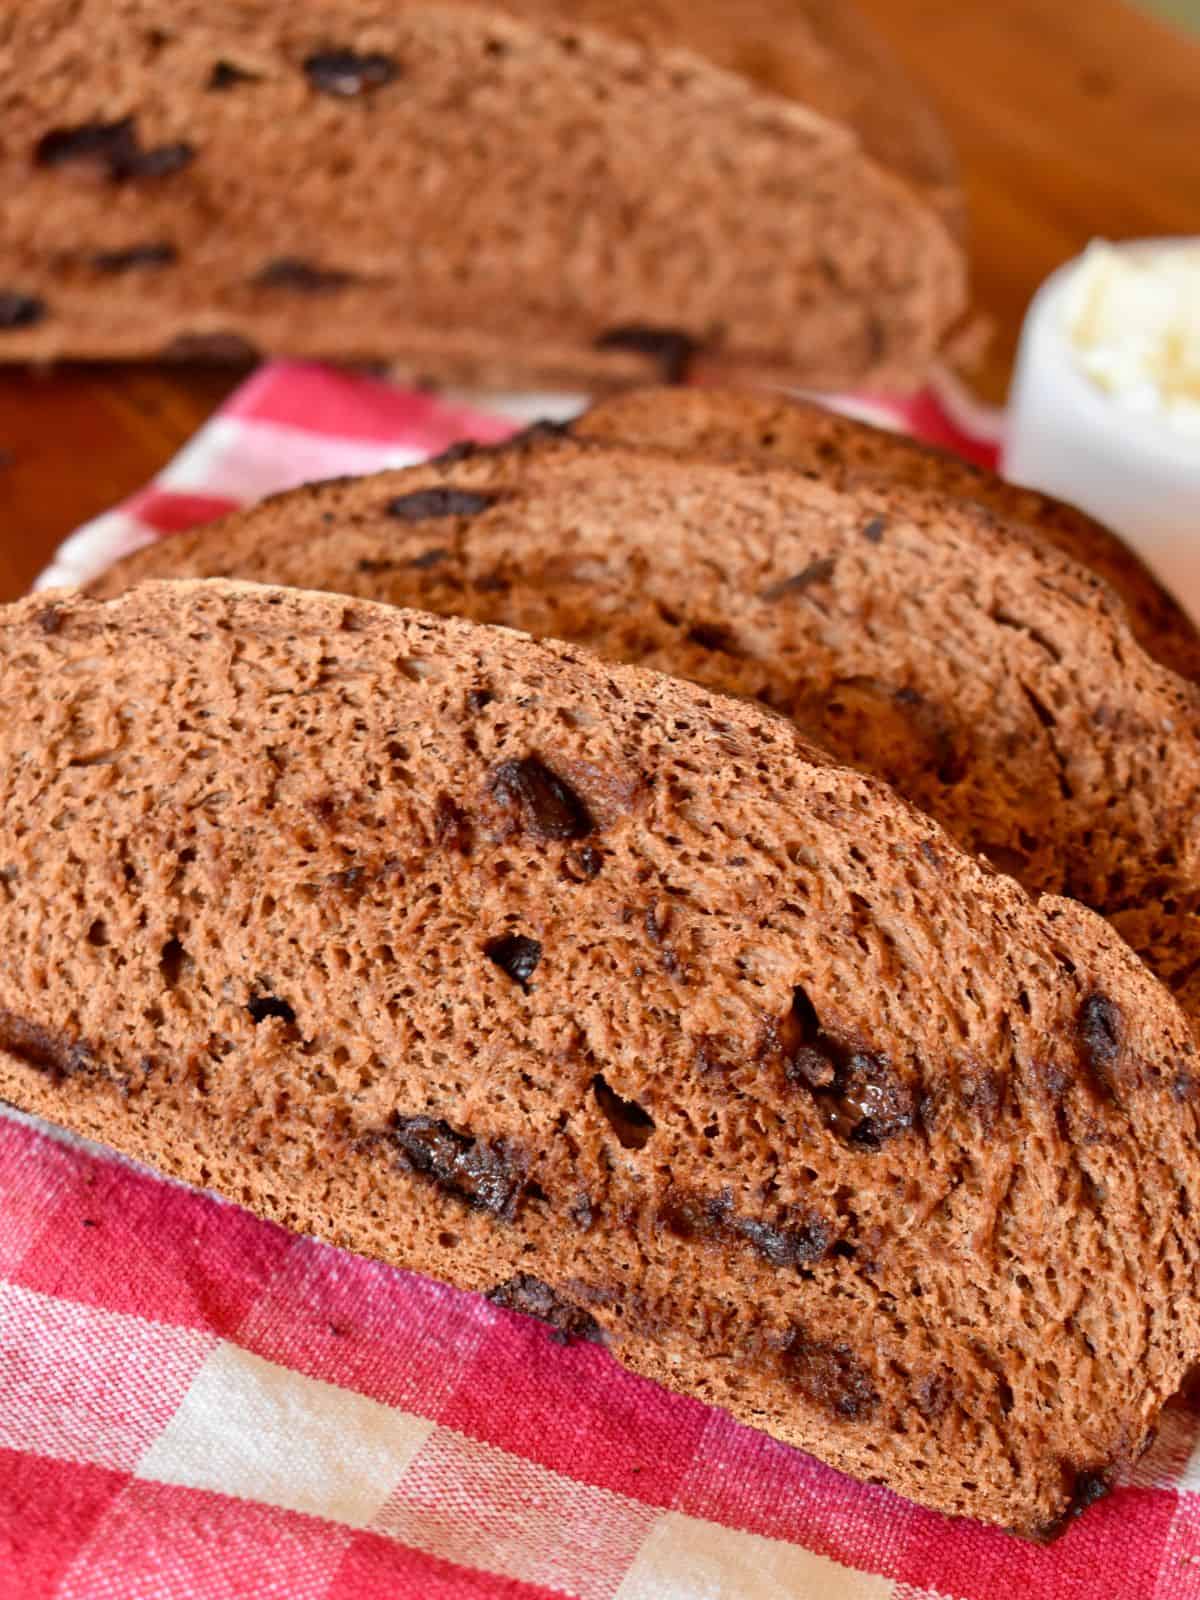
0 0 964 390
576 386 1200 685
92 429 1200 1019
4 580 1199 1536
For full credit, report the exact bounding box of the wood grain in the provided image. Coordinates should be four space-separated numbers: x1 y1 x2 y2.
1 0 1197 601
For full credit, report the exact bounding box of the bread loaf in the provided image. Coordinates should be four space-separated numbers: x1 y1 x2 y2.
94 422 1200 1021
0 0 965 389
576 386 1200 685
4 580 1199 1536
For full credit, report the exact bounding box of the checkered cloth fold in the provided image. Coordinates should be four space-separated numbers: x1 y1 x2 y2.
7 362 1197 1600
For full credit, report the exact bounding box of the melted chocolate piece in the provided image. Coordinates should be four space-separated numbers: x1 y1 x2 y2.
594 324 699 384
490 757 594 841
389 1113 527 1219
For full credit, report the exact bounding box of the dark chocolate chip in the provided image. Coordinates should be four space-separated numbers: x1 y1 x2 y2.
0 1008 93 1081
862 517 887 543
0 292 47 329
761 556 836 601
247 994 296 1025
736 1211 832 1268
303 50 400 96
595 324 698 384
91 242 178 273
485 933 542 987
385 488 497 521
686 621 737 652
36 119 196 180
208 60 259 90
465 688 494 714
253 258 355 293
161 330 259 363
782 986 914 1148
507 417 573 448
34 119 139 170
408 546 451 569
591 1073 655 1149
568 1191 595 1230
389 1113 526 1219
780 1324 879 1419
487 1273 604 1343
34 604 62 634
1078 993 1123 1096
355 557 395 575
490 757 594 840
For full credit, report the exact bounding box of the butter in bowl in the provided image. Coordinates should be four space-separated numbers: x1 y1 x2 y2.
1007 238 1200 615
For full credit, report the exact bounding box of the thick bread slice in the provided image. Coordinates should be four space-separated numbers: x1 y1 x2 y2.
0 0 964 391
93 430 1200 1020
576 387 1200 685
3 580 1199 1536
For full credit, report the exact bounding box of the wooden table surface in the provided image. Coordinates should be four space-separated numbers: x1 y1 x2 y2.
1 0 1198 603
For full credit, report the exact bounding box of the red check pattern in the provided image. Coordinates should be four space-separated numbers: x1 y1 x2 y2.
12 361 1199 1599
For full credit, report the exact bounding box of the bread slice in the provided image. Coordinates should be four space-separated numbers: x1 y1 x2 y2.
4 579 1199 1536
92 427 1200 1021
0 0 965 390
576 386 1200 685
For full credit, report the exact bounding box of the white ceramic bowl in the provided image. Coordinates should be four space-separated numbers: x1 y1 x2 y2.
1006 240 1200 618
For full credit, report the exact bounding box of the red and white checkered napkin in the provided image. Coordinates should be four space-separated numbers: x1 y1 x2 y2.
8 362 1198 1599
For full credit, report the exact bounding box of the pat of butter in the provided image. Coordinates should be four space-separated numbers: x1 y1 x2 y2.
1062 241 1200 437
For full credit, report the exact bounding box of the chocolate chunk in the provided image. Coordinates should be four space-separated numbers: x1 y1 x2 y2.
782 986 914 1149
568 1191 595 1230
34 605 63 634
824 1051 914 1149
490 757 594 840
0 1008 93 1081
162 331 259 363
35 119 194 179
246 994 296 1025
92 242 177 273
253 259 355 293
1078 993 1123 1096
385 488 497 521
34 119 139 170
465 688 494 714
780 1325 879 1419
0 292 47 329
592 1073 655 1149
761 557 837 601
303 50 401 96
487 1273 604 1343
389 1112 526 1218
208 60 259 90
862 517 887 543
686 622 737 652
737 1210 832 1268
594 324 699 384
485 933 542 987
408 546 451 569
1037 1460 1118 1538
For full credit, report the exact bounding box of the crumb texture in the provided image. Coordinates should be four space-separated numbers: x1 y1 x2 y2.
97 410 1200 1026
0 0 964 389
2 580 1199 1538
